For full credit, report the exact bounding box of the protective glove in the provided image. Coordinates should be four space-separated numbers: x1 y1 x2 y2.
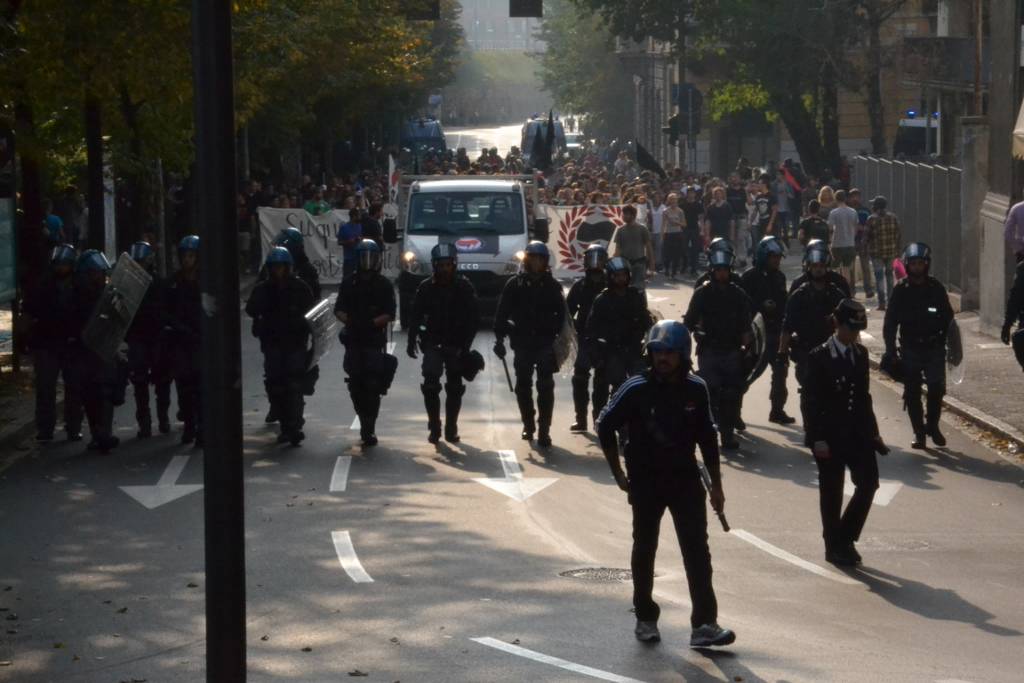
493 339 506 360
406 339 417 360
1002 324 1012 346
873 436 890 456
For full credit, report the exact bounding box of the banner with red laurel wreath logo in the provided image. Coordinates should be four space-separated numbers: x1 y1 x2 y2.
543 204 648 277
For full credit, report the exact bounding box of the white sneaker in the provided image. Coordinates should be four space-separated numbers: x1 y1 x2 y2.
690 623 736 647
634 620 661 642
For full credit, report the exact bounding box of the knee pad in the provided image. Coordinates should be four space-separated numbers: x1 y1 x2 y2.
536 373 555 393
444 382 465 398
421 380 442 397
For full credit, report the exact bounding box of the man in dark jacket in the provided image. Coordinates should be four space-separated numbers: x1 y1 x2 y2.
883 242 955 449
567 244 608 432
407 242 480 444
789 240 851 297
166 235 203 445
125 241 171 438
494 241 566 447
1001 250 1024 371
597 320 735 648
804 299 889 566
335 239 396 447
246 247 316 446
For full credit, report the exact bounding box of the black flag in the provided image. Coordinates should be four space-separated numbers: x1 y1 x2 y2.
635 141 666 179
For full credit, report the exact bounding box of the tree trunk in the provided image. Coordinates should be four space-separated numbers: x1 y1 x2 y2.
84 94 105 251
820 63 842 176
13 101 45 287
865 13 887 154
118 85 147 245
771 92 825 177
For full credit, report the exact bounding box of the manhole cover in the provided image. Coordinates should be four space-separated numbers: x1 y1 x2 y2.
559 568 633 582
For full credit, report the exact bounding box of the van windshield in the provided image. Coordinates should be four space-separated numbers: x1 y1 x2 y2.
408 192 524 236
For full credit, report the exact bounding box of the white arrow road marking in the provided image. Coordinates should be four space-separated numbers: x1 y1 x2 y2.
331 531 373 583
730 529 861 585
845 472 903 506
471 637 646 683
349 343 395 431
119 456 204 510
473 450 557 502
647 296 668 303
330 456 352 492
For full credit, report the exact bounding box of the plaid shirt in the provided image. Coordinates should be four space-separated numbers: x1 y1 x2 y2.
867 212 902 261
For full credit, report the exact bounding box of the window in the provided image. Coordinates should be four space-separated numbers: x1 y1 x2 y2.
409 192 524 236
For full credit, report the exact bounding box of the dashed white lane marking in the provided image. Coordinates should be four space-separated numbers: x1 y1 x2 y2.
730 529 861 585
473 449 558 501
330 456 352 492
349 343 395 431
844 471 903 506
976 342 1004 350
647 296 668 303
860 331 876 341
470 637 646 683
331 530 373 583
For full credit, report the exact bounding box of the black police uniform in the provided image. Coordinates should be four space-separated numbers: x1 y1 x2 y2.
883 275 954 438
494 271 566 440
24 272 83 439
72 279 122 450
789 269 851 297
260 252 321 299
782 280 846 443
597 371 722 629
165 269 203 442
695 270 741 290
683 280 752 445
246 275 316 441
126 274 171 436
804 336 881 556
740 265 789 416
584 285 651 400
567 272 606 427
408 274 480 441
335 270 396 442
1003 259 1024 369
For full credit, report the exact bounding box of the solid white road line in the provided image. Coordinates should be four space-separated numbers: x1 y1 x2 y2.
730 529 861 585
844 471 903 506
470 637 646 683
473 449 558 501
976 342 1004 350
330 456 352 492
349 343 394 431
331 530 373 583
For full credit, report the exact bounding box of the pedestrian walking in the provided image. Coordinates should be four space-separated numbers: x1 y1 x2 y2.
610 205 655 293
827 190 859 288
681 187 704 277
597 320 735 648
797 200 830 247
866 196 902 311
661 194 685 280
848 189 875 299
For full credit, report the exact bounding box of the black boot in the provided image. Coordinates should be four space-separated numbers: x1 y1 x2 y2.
570 373 589 433
423 383 442 444
926 392 946 447
444 383 464 443
516 388 535 441
907 395 927 449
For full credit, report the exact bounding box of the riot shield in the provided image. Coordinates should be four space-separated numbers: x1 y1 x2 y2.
82 253 152 363
946 318 965 386
306 297 339 370
554 297 578 374
744 312 769 387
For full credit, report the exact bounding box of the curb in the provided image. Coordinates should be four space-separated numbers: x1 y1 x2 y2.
864 351 1024 452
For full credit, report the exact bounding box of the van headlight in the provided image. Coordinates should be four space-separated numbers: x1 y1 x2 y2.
402 251 423 274
504 250 525 274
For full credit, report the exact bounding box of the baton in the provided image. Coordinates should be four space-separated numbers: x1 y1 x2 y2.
698 462 730 532
500 355 514 393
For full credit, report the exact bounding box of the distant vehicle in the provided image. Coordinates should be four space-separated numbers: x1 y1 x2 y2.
564 132 584 154
521 116 566 165
400 117 447 156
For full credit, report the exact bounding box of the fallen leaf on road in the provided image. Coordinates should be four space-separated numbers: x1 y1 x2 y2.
390 637 399 644
260 635 269 641
0 661 11 666
72 654 80 661
4 614 16 621
511 639 520 645
186 583 198 588
116 607 128 614
53 643 64 649
348 670 368 677
103 600 112 604
301 647 312 652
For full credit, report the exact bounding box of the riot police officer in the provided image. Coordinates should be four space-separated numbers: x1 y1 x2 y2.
883 242 954 449
789 239 852 297
781 248 847 443
166 235 203 446
804 299 889 566
1003 250 1024 371
72 250 122 453
494 241 566 447
246 247 316 446
684 249 753 450
585 256 652 406
597 320 734 648
407 242 480 444
740 236 794 424
334 239 396 447
268 227 321 299
125 241 171 438
695 238 742 289
24 244 83 442
567 244 608 432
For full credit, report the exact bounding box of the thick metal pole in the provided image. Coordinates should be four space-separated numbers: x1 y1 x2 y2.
191 2 246 681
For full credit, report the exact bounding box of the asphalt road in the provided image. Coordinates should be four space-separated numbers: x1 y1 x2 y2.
1 265 1023 683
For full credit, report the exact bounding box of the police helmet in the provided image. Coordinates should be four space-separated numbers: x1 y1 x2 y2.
76 249 112 274
902 242 931 267
178 234 200 253
265 246 293 267
273 227 304 250
644 320 692 359
524 240 550 260
605 256 631 282
583 243 609 272
431 242 458 268
871 195 887 212
754 236 786 268
50 244 78 266
356 239 382 272
804 239 832 266
130 241 154 265
708 248 735 270
708 237 736 257
834 298 868 331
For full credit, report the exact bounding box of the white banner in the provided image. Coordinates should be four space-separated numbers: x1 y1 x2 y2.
543 204 648 277
258 208 401 284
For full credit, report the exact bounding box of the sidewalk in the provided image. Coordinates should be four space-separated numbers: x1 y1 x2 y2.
780 254 1024 457
0 307 37 470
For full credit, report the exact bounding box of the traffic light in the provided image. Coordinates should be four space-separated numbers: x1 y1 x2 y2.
510 0 543 18
672 83 704 138
662 114 681 146
403 0 440 20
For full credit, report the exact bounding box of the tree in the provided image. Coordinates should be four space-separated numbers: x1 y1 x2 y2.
850 0 911 155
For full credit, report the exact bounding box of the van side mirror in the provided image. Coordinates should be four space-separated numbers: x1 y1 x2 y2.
532 217 550 243
383 218 401 244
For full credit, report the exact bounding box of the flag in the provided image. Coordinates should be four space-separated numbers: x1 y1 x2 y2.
635 141 666 179
531 123 550 172
545 110 556 160
388 155 400 204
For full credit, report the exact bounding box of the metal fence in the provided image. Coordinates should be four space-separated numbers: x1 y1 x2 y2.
852 155 963 292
